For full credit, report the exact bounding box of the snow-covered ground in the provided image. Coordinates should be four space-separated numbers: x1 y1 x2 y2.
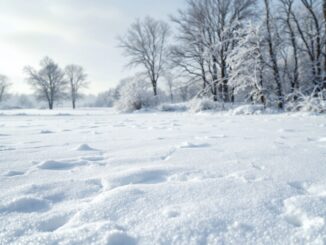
0 108 326 244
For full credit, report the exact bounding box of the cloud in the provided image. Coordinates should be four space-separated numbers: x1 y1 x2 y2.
0 0 185 94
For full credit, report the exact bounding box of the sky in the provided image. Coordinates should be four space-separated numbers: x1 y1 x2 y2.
0 0 185 94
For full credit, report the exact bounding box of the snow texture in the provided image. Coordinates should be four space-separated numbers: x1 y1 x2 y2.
0 108 326 244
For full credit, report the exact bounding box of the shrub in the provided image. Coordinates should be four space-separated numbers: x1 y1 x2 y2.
115 80 158 112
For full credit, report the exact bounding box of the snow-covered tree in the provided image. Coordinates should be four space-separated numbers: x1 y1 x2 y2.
115 77 158 112
171 0 257 102
229 24 267 105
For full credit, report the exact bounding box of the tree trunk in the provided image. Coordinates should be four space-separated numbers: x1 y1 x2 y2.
285 2 299 98
152 80 158 96
220 52 229 103
72 100 76 109
212 55 219 102
264 0 283 109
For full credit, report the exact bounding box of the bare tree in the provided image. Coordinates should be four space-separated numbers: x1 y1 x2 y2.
172 0 257 102
301 0 323 88
25 57 67 110
119 16 170 96
0 75 10 103
263 0 284 109
290 0 323 93
65 65 88 109
279 0 300 99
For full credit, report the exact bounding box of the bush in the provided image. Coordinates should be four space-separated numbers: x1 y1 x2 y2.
287 93 326 113
189 98 222 112
231 104 265 115
115 80 158 112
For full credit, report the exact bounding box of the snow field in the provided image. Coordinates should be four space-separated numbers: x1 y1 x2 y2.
0 109 326 244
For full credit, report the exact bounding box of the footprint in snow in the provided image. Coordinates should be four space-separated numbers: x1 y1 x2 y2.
162 207 181 218
179 141 210 148
81 156 105 162
251 163 265 171
37 159 88 170
282 182 326 235
0 145 15 151
37 214 71 232
225 171 266 183
3 170 25 177
40 130 54 134
0 197 50 213
103 169 168 190
105 230 137 245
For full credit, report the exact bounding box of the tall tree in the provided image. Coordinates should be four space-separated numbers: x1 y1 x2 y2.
301 0 323 91
263 0 284 109
229 24 266 105
280 0 300 99
25 57 67 110
172 0 257 102
65 65 88 109
119 16 170 96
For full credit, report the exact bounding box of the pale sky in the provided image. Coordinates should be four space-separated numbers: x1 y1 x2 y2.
0 0 185 94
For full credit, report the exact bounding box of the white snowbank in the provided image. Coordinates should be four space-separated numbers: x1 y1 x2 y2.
0 109 326 244
231 104 265 115
158 103 188 112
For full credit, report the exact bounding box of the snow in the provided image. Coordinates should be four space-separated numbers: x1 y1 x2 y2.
76 144 99 152
0 108 326 244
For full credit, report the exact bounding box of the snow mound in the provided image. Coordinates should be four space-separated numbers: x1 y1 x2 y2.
76 144 98 151
159 103 188 112
105 230 137 245
40 130 54 134
37 214 71 232
318 137 326 143
231 104 265 115
104 168 168 189
179 141 210 148
3 170 25 177
190 98 222 112
37 160 87 170
0 197 50 213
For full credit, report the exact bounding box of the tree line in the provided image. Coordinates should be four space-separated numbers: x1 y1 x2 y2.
0 57 89 110
119 0 326 110
1 0 325 111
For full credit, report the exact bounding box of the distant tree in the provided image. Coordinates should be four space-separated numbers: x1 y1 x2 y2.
25 57 67 110
119 16 170 96
94 89 118 107
0 75 10 103
65 65 88 109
